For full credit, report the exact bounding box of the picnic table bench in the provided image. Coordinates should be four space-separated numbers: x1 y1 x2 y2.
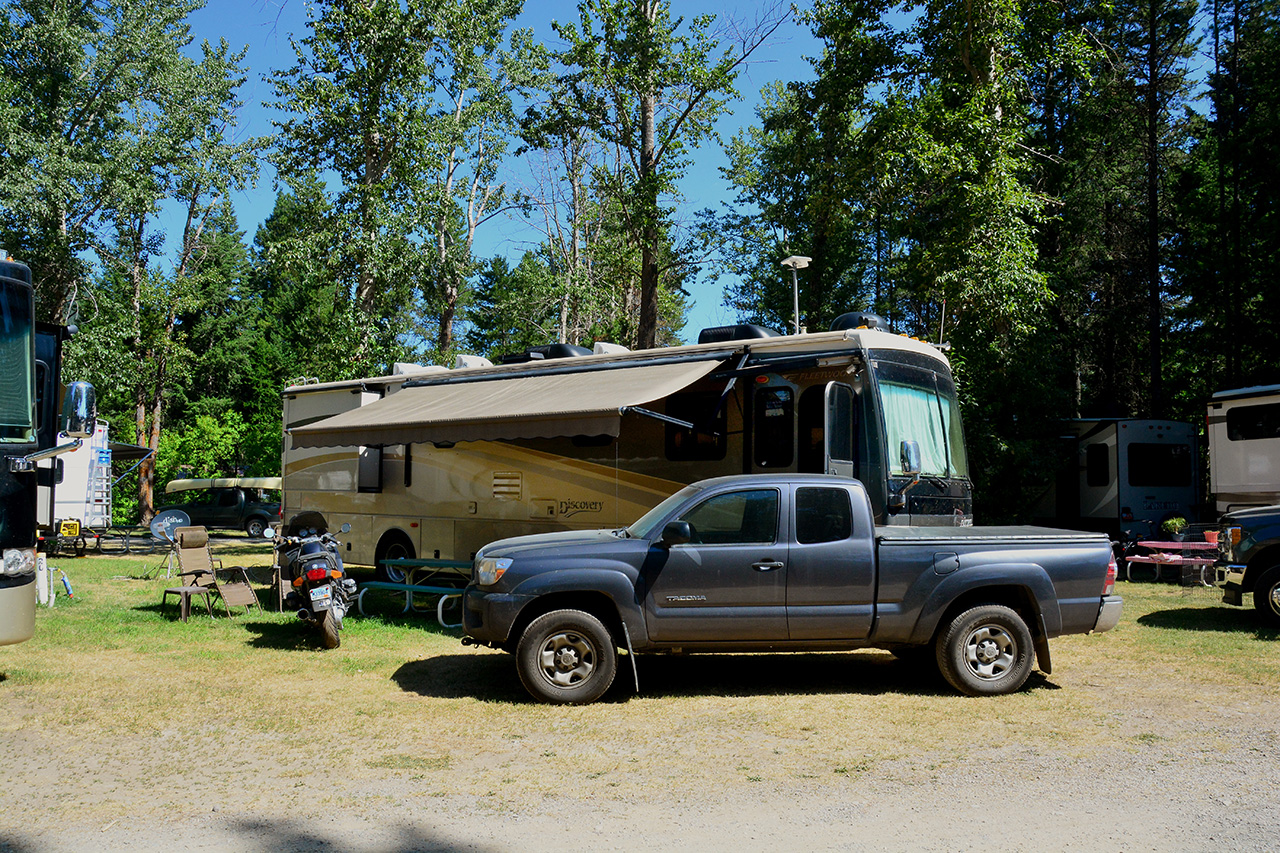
355 558 470 627
1124 539 1217 585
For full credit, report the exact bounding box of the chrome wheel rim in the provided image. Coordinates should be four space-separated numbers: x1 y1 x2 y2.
963 624 1017 681
538 630 596 688
1268 584 1280 615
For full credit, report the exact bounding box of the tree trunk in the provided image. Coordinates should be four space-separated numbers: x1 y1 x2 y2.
635 1 661 350
1145 0 1163 419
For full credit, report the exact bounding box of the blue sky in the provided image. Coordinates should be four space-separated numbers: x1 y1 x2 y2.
183 1 820 342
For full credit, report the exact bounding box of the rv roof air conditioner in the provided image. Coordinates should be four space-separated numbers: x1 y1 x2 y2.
454 354 494 369
593 342 630 355
831 311 887 332
696 324 780 345
496 343 592 365
392 362 448 376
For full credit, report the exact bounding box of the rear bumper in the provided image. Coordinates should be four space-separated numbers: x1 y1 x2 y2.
1093 595 1123 633
0 574 36 646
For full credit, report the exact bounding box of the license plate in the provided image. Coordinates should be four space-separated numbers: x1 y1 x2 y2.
309 585 332 609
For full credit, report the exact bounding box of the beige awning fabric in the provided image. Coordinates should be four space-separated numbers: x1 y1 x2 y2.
288 359 723 448
165 477 282 493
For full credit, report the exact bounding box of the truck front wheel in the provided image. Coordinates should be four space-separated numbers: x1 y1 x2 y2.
937 604 1035 696
1253 567 1280 628
516 609 618 705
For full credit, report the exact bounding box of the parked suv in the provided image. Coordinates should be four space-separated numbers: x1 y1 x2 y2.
156 478 281 538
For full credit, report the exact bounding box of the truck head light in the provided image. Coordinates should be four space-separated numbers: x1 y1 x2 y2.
2 547 37 577
475 557 512 586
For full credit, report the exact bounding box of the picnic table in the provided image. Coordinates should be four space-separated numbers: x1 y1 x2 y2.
1124 539 1217 585
356 557 471 627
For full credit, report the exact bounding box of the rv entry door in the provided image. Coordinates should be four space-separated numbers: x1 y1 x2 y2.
824 382 855 478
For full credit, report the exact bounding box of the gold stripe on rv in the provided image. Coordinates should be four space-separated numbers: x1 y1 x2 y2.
287 359 722 448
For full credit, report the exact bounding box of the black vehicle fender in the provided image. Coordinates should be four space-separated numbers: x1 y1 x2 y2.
905 562 1062 647
504 567 647 651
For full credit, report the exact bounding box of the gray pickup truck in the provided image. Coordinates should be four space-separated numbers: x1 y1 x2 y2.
462 474 1123 704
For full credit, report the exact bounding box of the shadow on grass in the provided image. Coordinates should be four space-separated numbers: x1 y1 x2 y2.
1137 606 1279 638
242 619 323 651
388 649 1044 703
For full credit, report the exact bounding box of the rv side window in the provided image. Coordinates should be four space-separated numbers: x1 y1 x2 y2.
1227 403 1280 441
753 387 794 469
664 392 726 461
1086 444 1109 487
1127 443 1191 487
358 446 382 493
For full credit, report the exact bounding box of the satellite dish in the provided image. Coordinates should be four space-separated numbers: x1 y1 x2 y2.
150 510 191 543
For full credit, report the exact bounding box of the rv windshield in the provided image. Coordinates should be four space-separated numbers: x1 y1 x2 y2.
0 279 36 444
876 361 969 478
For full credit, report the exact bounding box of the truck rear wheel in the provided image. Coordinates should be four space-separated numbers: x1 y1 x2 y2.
516 609 617 705
936 604 1035 696
1253 567 1280 629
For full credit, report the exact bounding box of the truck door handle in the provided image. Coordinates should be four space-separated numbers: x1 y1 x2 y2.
752 560 785 572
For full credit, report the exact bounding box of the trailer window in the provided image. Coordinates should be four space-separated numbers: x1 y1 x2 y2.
1086 444 1110 487
665 392 726 461
1127 443 1192 487
753 387 794 468
1226 403 1280 441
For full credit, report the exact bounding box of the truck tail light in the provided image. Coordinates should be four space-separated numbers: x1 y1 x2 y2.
1103 555 1117 596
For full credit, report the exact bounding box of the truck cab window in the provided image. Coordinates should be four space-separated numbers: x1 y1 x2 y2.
753 387 794 469
795 487 852 544
679 489 779 545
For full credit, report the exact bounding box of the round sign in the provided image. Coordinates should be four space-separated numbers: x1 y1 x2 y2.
150 509 191 542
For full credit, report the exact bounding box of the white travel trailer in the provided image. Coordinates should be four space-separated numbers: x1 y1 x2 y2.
1033 419 1199 540
283 320 974 576
1208 385 1280 513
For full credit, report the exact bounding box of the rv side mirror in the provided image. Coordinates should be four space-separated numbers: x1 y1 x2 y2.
661 521 692 547
61 381 97 439
900 440 922 477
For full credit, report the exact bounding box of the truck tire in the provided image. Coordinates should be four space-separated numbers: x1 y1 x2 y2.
244 517 267 539
1253 566 1280 629
516 609 618 705
936 604 1035 697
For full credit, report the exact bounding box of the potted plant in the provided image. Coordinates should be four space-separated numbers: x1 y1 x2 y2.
1161 516 1189 541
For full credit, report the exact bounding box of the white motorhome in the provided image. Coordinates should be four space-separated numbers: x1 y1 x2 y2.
283 320 973 575
1208 385 1280 513
1032 419 1198 539
36 418 114 532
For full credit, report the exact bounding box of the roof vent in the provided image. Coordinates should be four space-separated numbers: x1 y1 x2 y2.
831 312 887 332
496 343 592 365
454 354 494 369
697 324 780 345
593 341 630 355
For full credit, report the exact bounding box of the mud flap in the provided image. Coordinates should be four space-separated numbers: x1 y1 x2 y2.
1034 613 1053 675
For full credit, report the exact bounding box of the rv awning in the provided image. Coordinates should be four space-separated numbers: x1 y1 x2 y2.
165 477 283 493
288 358 724 448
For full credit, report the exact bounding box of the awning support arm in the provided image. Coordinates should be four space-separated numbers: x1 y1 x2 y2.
620 406 705 433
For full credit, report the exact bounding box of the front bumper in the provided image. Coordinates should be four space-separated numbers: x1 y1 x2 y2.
1093 595 1124 633
1216 563 1246 605
462 587 534 645
0 574 36 646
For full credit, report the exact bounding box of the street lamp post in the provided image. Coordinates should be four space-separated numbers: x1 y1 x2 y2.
780 255 811 335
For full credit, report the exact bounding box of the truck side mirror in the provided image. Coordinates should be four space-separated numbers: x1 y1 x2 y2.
661 521 692 547
900 439 922 477
61 381 97 439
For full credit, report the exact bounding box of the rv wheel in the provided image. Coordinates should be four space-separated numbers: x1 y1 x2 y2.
375 534 415 583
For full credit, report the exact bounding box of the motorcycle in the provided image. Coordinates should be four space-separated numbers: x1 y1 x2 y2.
268 511 356 649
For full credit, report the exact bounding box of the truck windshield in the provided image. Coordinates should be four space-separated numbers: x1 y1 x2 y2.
0 279 36 444
627 483 704 540
876 361 969 478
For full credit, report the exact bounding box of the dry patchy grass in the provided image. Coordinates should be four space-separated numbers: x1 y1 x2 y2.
2 554 1278 830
